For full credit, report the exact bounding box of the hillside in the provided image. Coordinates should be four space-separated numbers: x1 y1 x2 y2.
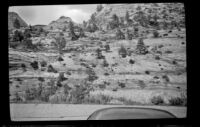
92 3 185 30
8 12 28 30
9 4 187 107
44 16 78 31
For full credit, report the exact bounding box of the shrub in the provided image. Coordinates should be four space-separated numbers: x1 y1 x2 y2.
85 94 113 104
169 95 187 106
30 61 39 70
151 96 164 105
63 84 71 96
58 72 68 82
145 70 150 74
104 73 109 76
165 50 173 54
54 32 67 54
129 59 135 64
162 75 170 82
172 60 177 65
57 56 64 61
138 80 146 89
118 45 127 58
155 55 160 60
47 65 57 73
40 61 47 67
109 14 120 29
158 44 164 48
99 84 106 89
117 97 140 105
118 82 126 88
116 28 125 40
38 77 45 82
181 42 185 45
102 59 109 67
153 30 159 38
13 30 24 42
112 88 118 91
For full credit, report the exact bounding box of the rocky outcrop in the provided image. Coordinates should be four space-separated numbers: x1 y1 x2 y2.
44 16 77 31
8 12 28 30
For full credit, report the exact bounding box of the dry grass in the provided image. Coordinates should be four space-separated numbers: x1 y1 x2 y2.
90 89 185 105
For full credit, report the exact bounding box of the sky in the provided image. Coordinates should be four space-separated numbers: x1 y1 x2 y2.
8 4 98 25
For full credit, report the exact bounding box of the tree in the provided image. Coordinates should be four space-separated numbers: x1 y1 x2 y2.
96 4 103 12
13 19 20 29
90 14 96 24
54 32 67 55
69 21 79 40
87 22 98 33
109 14 120 29
125 11 131 26
79 27 86 38
116 28 125 40
13 30 24 42
83 21 87 28
135 38 148 55
23 29 32 39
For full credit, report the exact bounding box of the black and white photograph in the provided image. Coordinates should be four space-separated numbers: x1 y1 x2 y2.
8 3 187 121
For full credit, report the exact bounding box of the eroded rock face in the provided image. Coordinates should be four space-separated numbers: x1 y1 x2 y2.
8 12 28 29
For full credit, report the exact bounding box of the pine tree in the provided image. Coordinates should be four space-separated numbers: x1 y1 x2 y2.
109 14 120 29
69 21 78 40
135 38 148 55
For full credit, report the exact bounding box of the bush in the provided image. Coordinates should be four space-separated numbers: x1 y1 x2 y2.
109 14 120 29
38 77 45 82
118 82 126 88
165 50 173 54
153 30 159 38
118 45 127 58
57 56 64 61
145 70 150 74
168 96 187 106
162 75 170 82
13 30 24 42
40 61 47 67
102 59 109 67
138 80 146 89
155 55 160 60
85 94 113 104
117 97 140 105
129 59 135 64
99 84 106 89
30 61 39 70
151 96 164 105
58 72 68 82
47 65 57 73
116 29 125 40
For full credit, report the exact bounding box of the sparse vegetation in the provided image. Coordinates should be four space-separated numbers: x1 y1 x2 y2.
9 4 186 108
151 96 164 105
